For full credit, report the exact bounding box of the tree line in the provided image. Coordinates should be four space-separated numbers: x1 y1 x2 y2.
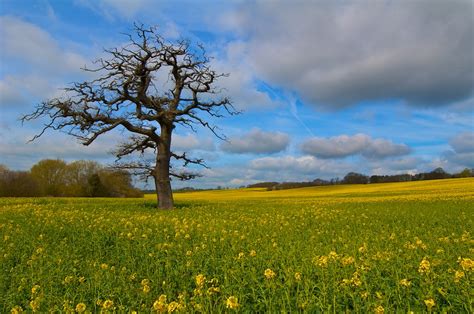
248 167 474 191
0 159 143 198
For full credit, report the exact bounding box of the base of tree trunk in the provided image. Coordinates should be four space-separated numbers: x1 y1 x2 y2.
155 178 174 209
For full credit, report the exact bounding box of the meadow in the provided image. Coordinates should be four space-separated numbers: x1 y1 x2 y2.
1 178 473 313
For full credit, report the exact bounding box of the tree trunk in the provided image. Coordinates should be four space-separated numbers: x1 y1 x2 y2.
154 124 174 209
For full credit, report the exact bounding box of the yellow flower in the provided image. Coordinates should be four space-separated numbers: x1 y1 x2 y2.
454 270 465 283
264 268 276 279
167 301 179 312
64 275 74 284
315 255 328 267
207 286 220 295
374 305 384 314
294 272 302 281
102 299 114 310
141 278 150 286
359 243 367 254
75 303 86 313
143 284 151 293
249 250 257 257
153 295 168 312
100 263 109 270
458 257 474 271
298 301 308 310
341 256 355 266
10 306 23 314
418 257 431 274
328 251 339 260
399 278 411 287
78 276 86 284
341 278 351 286
424 298 435 311
153 299 167 312
195 274 206 287
29 299 40 312
226 296 239 309
31 285 40 294
158 294 167 303
351 272 362 287
237 252 245 259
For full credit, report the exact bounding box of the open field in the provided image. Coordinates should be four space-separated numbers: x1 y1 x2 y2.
1 178 473 312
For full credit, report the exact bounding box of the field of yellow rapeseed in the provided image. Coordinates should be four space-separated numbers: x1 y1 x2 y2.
1 178 473 312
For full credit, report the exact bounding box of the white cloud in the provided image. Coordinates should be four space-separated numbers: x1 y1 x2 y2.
101 0 151 18
228 0 473 108
449 131 474 153
172 134 215 152
436 131 474 170
250 155 351 178
0 131 118 170
368 157 424 175
211 41 279 110
161 21 180 39
221 128 289 154
0 75 60 107
301 134 410 159
0 16 88 76
75 0 152 20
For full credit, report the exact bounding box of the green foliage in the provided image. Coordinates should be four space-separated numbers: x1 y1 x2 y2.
30 159 67 196
0 167 40 197
0 180 472 312
0 160 143 198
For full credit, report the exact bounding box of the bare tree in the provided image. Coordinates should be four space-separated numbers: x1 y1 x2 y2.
22 24 237 209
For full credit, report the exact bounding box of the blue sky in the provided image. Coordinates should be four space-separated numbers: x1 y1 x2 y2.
0 0 473 188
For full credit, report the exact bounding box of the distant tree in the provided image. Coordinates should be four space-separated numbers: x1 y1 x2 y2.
0 165 40 197
30 159 67 196
369 175 382 184
65 160 102 196
412 173 424 181
370 174 413 183
247 182 279 189
87 173 108 197
22 24 236 209
0 164 8 173
455 168 473 178
99 169 143 197
312 178 329 185
343 172 369 184
425 167 450 180
0 159 143 198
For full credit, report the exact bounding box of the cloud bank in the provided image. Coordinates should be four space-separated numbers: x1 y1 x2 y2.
221 129 290 154
230 0 473 108
301 134 411 159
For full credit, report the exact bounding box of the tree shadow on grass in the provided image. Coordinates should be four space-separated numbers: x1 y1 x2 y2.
141 200 208 211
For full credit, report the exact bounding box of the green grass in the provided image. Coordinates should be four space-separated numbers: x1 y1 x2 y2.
1 178 473 312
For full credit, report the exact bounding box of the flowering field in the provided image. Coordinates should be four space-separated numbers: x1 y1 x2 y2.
1 178 473 313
